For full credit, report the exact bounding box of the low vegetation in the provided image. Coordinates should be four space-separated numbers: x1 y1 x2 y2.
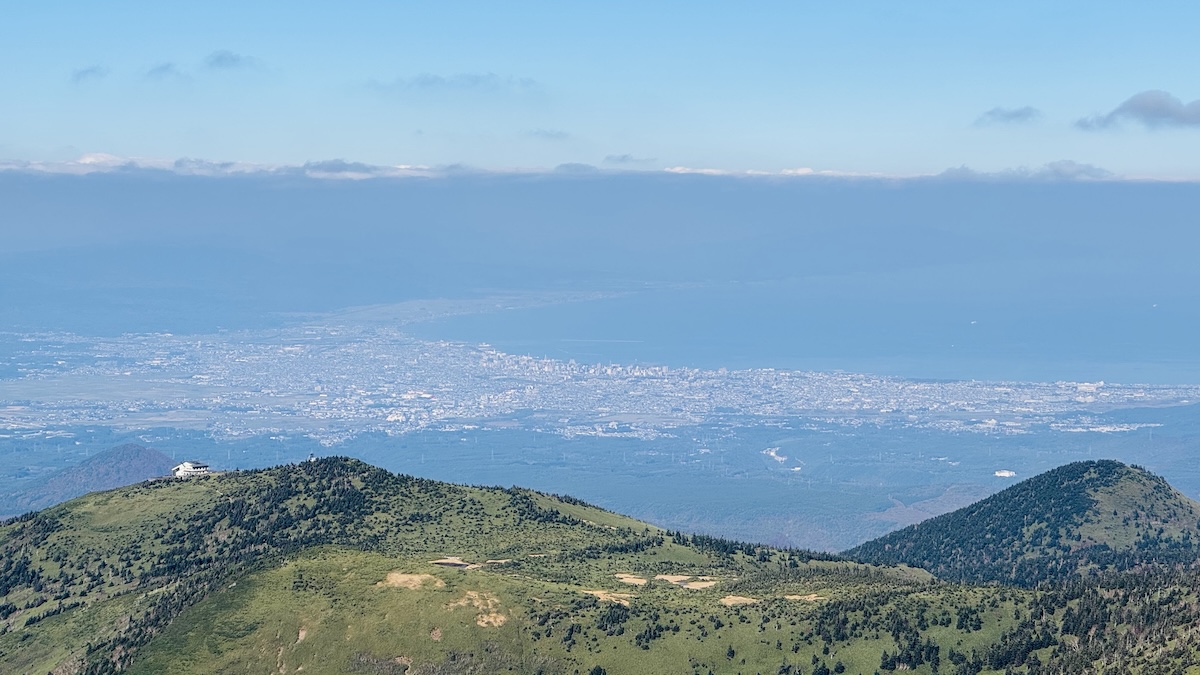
2 458 1200 673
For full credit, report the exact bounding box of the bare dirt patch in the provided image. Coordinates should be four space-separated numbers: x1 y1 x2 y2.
654 574 692 583
377 572 445 589
430 627 443 641
296 627 308 643
648 573 720 589
719 595 758 606
784 593 825 602
583 590 633 606
447 591 507 627
430 556 480 569
614 573 648 585
477 613 506 627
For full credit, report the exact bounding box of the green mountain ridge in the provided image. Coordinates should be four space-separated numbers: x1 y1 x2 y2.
4 458 1200 675
846 460 1200 586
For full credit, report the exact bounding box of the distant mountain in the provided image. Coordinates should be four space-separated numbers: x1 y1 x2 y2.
0 444 175 517
846 460 1200 585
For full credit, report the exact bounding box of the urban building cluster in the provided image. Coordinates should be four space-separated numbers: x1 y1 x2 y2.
0 325 1192 446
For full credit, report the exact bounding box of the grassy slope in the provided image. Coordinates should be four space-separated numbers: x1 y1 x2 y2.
128 548 1022 675
1078 464 1200 548
0 459 868 672
0 477 230 673
6 458 1200 674
0 459 947 674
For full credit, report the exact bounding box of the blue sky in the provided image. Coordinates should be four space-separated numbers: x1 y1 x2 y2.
4 1 1200 177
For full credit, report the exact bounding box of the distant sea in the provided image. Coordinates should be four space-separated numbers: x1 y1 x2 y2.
408 283 1200 385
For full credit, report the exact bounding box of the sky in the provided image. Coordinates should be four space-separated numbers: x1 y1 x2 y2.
3 1 1200 177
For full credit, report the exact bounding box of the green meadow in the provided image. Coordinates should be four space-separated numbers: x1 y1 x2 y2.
4 458 1200 674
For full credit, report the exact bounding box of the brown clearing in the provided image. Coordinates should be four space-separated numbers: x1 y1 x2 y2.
447 591 507 627
653 574 720 589
429 556 478 569
296 627 308 643
376 572 445 589
477 613 506 627
429 627 443 641
427 556 511 569
614 573 648 585
583 590 633 606
654 574 691 583
784 594 825 602
719 595 758 606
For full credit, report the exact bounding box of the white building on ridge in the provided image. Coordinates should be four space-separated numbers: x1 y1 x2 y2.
172 461 211 478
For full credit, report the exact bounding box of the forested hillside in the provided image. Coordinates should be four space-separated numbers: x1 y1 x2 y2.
846 460 1200 586
4 458 1200 674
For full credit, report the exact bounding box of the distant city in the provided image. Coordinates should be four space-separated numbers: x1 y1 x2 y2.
1 319 1192 447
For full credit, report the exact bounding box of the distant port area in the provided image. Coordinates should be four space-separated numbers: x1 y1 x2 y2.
2 315 1197 550
0 321 1190 446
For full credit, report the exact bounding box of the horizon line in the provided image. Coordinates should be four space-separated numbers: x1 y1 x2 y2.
2 153 1197 184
